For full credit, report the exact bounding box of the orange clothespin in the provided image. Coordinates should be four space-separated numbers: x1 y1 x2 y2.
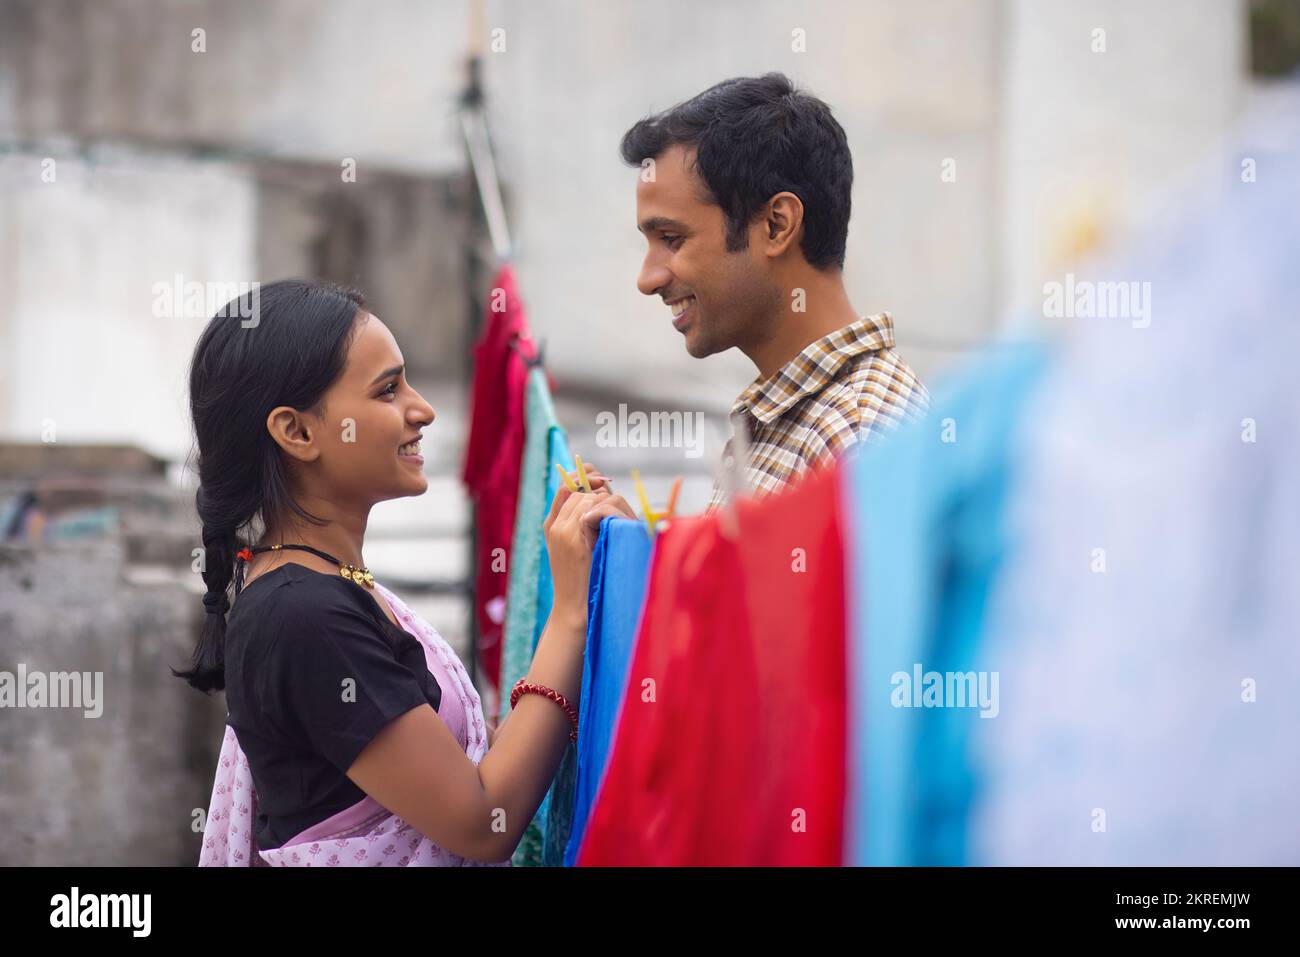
630 471 684 540
664 477 682 522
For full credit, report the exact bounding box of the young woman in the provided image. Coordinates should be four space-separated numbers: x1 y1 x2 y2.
176 279 634 865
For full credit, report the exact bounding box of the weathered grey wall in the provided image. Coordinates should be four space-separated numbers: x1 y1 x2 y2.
252 160 476 381
0 0 470 174
0 449 226 866
999 0 1248 321
1 0 1252 446
483 0 1011 403
0 149 259 461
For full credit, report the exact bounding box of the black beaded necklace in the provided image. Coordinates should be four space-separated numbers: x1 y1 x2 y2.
234 543 374 595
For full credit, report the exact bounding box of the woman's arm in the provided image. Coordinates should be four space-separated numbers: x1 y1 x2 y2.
486 708 509 748
345 469 633 862
345 610 585 862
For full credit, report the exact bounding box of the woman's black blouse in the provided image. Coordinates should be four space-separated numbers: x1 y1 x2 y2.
222 563 441 850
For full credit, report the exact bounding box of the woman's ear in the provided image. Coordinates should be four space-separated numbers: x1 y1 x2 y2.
265 406 321 463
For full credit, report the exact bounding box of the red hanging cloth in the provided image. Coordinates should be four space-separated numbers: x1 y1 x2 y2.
462 264 535 699
577 464 848 865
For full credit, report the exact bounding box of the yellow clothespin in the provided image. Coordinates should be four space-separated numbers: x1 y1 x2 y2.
554 463 579 492
573 454 592 493
630 469 659 539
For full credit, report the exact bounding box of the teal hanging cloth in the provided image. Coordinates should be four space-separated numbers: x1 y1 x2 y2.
498 364 572 866
535 426 578 865
534 427 571 654
499 366 569 722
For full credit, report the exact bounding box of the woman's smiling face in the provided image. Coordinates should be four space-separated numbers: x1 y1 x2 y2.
265 310 436 509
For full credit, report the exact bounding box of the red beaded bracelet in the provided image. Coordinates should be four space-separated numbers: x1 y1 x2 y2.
510 679 578 742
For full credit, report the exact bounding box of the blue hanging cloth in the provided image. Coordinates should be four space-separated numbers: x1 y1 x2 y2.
556 517 655 866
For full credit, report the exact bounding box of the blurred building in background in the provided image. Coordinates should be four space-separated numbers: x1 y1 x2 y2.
0 0 1293 863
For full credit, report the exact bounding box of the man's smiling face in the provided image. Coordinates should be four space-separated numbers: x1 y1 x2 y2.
634 144 779 359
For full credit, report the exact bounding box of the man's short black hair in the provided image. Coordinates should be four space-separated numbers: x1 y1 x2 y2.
620 72 853 270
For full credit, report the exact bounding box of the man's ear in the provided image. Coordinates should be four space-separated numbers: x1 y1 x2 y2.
763 192 805 258
265 406 322 463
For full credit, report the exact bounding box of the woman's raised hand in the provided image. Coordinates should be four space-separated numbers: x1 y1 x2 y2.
542 462 637 632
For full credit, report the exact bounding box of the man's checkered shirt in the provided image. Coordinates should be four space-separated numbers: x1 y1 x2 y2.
706 313 929 511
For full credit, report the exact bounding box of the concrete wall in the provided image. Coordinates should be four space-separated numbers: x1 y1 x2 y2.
0 148 475 463
0 0 1253 447
483 0 1009 403
0 445 226 866
0 0 470 175
0 150 257 460
999 0 1248 322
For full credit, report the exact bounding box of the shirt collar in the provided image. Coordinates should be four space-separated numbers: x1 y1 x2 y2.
731 313 897 425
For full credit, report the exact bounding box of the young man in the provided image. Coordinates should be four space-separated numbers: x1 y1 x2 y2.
622 73 929 509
